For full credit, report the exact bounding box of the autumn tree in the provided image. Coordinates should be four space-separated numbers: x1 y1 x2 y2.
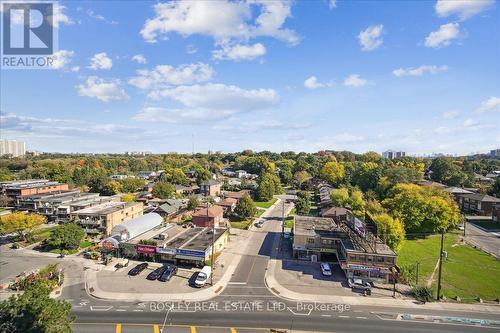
370 213 405 252
0 213 45 241
152 181 175 199
319 161 345 186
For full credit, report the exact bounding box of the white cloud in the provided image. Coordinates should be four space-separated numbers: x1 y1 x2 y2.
442 110 460 119
140 0 298 45
50 50 75 70
213 43 266 61
186 45 198 54
87 9 118 24
88 52 113 70
139 83 279 122
71 66 80 72
434 126 452 134
462 118 482 130
393 65 448 77
424 23 460 48
132 54 147 64
129 63 214 90
476 96 500 113
329 0 337 9
303 76 332 89
343 74 368 87
435 0 494 20
52 5 73 28
357 24 383 51
77 76 129 102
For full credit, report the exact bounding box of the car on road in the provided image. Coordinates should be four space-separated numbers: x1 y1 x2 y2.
320 262 332 276
194 266 211 287
128 263 148 276
348 278 372 295
283 231 291 239
255 220 264 228
158 264 178 282
146 266 167 280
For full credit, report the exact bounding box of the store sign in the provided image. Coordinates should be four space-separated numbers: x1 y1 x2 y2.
156 247 176 255
354 217 366 238
176 249 205 258
135 244 156 254
348 264 381 273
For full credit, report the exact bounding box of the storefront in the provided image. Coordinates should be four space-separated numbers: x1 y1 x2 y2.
175 248 207 267
343 263 392 283
135 244 157 261
156 246 177 262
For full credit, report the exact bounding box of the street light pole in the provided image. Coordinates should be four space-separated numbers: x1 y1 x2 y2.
436 230 445 301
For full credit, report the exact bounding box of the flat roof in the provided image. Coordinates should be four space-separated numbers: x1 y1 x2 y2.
181 228 226 251
294 216 338 237
72 201 140 215
164 227 203 249
127 223 184 246
19 190 81 201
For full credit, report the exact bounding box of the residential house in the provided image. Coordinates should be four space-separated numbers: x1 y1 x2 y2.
459 193 500 216
445 187 473 204
216 197 238 214
224 190 250 200
321 206 349 224
155 198 185 221
199 179 222 197
192 205 224 228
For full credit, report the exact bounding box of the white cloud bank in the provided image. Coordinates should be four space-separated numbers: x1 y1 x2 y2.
77 76 129 102
425 23 460 48
132 54 147 64
343 74 368 87
303 76 332 89
213 43 266 61
50 50 75 70
476 96 500 113
89 52 113 70
393 65 448 77
435 0 494 20
129 63 214 89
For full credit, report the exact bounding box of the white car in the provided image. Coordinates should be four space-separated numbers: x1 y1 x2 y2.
320 262 332 276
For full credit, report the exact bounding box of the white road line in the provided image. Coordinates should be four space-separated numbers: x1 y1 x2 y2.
339 315 350 318
228 282 247 285
356 316 368 319
90 306 113 311
321 314 332 317
133 309 144 312
116 309 126 312
219 295 276 298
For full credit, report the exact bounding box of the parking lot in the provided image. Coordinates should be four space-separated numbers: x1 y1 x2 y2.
95 261 204 294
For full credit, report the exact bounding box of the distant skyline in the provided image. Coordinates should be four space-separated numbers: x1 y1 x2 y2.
1 0 499 155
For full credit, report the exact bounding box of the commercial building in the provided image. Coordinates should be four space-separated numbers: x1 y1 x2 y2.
382 150 406 159
293 214 397 283
0 140 26 157
192 205 224 227
490 149 500 157
0 180 69 203
71 201 143 237
321 206 349 224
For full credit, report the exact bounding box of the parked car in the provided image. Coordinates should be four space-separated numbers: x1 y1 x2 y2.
255 220 264 228
320 262 332 276
128 263 148 276
158 265 178 282
348 278 372 295
146 266 167 280
115 258 129 268
194 266 212 287
283 231 291 239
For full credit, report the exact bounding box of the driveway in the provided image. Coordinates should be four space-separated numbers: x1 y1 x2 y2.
465 222 500 258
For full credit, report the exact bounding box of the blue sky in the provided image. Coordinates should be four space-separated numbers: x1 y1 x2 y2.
1 0 499 155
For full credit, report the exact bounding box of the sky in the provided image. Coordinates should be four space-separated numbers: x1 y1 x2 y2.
1 0 499 155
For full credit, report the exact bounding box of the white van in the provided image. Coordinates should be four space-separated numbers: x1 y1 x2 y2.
194 266 212 288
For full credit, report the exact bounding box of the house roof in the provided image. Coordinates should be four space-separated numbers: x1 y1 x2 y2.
201 179 222 186
217 198 238 207
462 193 500 202
321 206 349 217
445 187 473 195
192 205 224 218
157 199 183 214
224 190 250 199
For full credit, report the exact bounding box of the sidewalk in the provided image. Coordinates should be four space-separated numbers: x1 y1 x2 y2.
264 226 500 314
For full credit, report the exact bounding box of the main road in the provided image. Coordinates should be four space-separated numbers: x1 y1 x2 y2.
68 198 500 332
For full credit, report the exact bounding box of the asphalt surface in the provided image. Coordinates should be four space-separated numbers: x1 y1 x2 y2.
2 199 500 332
464 222 500 258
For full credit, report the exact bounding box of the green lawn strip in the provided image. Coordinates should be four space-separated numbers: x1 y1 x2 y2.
398 233 500 302
255 198 277 209
79 240 93 249
471 221 500 230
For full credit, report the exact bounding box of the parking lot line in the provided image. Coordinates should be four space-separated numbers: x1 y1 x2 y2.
191 326 196 333
231 328 238 333
115 323 121 333
153 324 159 333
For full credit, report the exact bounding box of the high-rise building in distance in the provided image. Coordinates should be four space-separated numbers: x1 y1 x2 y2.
0 140 26 157
382 150 406 159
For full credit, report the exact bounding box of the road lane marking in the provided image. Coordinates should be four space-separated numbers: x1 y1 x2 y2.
115 324 121 333
321 314 332 317
228 282 247 285
231 328 238 333
191 326 196 333
339 315 350 318
153 324 159 333
115 309 126 312
90 306 113 311
356 316 368 319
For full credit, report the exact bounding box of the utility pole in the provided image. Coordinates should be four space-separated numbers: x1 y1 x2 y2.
436 230 445 301
415 262 420 286
463 220 466 237
209 201 215 286
281 199 285 236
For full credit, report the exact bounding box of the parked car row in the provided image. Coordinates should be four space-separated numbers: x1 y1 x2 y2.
127 262 212 287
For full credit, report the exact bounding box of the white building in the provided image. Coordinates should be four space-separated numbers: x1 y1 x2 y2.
382 150 406 159
0 140 26 157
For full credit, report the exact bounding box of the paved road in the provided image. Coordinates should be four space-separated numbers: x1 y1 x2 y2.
465 222 500 258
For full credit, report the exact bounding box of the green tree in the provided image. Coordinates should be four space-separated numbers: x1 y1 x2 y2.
121 193 136 202
0 167 13 181
295 195 311 215
256 172 282 201
429 157 467 186
294 171 311 188
330 188 350 206
352 162 381 192
489 177 500 197
0 282 74 333
187 195 199 210
383 183 460 234
349 189 365 217
276 159 295 185
119 178 145 192
47 223 85 251
152 181 175 199
234 194 257 219
0 213 45 241
319 161 345 186
370 213 405 252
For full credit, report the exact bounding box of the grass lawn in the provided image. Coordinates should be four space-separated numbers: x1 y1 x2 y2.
284 215 294 229
79 240 94 248
471 221 500 230
398 232 500 302
255 197 277 209
17 225 58 245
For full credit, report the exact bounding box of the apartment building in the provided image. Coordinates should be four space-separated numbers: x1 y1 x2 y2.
71 201 143 237
0 139 26 157
293 215 397 283
199 179 223 197
0 180 69 203
382 150 406 159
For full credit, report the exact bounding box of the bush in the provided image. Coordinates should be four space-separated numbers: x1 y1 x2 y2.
411 286 434 303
